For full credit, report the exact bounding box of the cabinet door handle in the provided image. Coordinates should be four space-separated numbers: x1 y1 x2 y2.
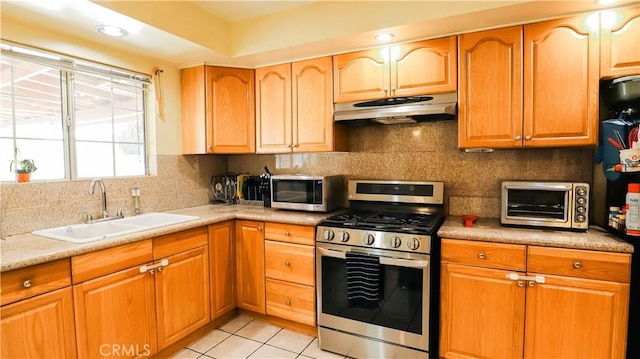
525 135 532 141
140 259 169 274
515 135 522 141
284 261 291 267
284 231 290 236
257 227 262 232
506 273 546 283
285 298 292 306
23 280 32 288
573 262 582 269
517 280 524 287
477 252 485 259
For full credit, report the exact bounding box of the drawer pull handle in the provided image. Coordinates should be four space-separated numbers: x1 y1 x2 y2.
23 280 32 288
285 298 292 306
573 262 582 269
478 253 485 259
528 281 536 287
517 281 524 287
284 261 291 267
284 231 290 236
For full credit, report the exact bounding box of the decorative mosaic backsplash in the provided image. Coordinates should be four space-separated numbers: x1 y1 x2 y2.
0 121 594 237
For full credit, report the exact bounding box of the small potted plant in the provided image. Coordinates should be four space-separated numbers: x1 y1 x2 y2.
10 158 37 183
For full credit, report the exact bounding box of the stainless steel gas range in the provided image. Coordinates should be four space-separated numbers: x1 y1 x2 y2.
315 180 445 359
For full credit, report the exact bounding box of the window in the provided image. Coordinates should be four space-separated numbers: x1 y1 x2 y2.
0 42 149 181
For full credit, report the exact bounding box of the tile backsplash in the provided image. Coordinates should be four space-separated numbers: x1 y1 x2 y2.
0 155 228 237
1 121 595 237
229 121 594 218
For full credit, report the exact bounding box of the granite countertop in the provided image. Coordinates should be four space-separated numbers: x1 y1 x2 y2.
1 204 337 272
438 217 634 254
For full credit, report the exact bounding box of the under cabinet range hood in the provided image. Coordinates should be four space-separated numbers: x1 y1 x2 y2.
334 92 457 125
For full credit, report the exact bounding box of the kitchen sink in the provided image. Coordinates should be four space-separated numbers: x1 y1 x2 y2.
32 212 199 244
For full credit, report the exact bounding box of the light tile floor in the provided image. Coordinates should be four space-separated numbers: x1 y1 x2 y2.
170 314 349 359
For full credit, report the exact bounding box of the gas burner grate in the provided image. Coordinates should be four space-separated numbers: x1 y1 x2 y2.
321 210 442 235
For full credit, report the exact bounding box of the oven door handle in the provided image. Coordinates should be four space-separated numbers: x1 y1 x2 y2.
318 248 429 269
318 247 347 259
379 257 429 269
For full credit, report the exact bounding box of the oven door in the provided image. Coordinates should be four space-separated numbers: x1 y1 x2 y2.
316 242 430 351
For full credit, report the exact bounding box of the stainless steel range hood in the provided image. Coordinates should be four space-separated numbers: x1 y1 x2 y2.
334 92 457 125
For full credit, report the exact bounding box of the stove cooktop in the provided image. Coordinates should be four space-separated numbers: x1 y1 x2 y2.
320 210 444 235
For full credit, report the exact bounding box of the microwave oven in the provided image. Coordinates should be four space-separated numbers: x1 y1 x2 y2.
270 175 344 212
501 181 590 230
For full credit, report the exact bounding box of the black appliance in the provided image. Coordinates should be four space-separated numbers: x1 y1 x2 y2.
593 75 640 359
315 180 445 359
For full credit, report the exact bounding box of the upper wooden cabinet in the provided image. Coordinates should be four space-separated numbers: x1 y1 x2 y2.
181 65 255 154
333 37 457 103
601 6 640 79
256 57 348 154
459 15 599 149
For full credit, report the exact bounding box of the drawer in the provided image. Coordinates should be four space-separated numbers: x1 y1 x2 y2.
72 239 153 283
265 240 315 286
266 278 315 326
1 259 71 306
527 246 631 283
154 226 208 259
441 239 526 271
264 222 315 245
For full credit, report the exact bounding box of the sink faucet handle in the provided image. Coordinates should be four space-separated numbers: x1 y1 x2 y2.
116 208 124 217
84 213 93 224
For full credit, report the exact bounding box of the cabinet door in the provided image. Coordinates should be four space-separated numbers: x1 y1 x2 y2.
440 263 525 359
206 66 255 154
601 6 640 79
1 287 77 359
155 246 210 350
256 63 292 154
523 15 599 147
293 56 342 152
74 265 157 358
333 48 389 102
181 65 206 154
523 274 629 359
458 26 523 149
392 37 457 98
209 221 236 320
235 220 266 314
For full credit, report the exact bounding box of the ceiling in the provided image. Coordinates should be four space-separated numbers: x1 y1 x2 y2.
1 0 636 69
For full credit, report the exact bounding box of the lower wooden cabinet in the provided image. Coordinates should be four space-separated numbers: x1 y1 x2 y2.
440 239 631 359
1 287 77 359
264 222 316 326
209 221 237 320
73 264 157 358
153 228 210 350
236 220 266 314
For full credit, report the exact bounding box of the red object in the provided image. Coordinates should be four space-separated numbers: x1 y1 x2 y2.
461 214 479 227
608 137 623 150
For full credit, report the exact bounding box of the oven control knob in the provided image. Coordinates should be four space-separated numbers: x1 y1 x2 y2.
576 214 586 222
323 229 335 241
577 206 586 213
407 238 420 250
339 231 350 242
577 187 586 196
576 197 586 205
364 233 375 246
390 236 402 248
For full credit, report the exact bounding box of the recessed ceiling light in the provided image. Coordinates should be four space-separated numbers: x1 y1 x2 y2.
596 0 618 5
96 25 128 37
376 33 394 42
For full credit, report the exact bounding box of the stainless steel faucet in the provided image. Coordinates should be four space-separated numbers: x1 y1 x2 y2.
89 178 109 219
